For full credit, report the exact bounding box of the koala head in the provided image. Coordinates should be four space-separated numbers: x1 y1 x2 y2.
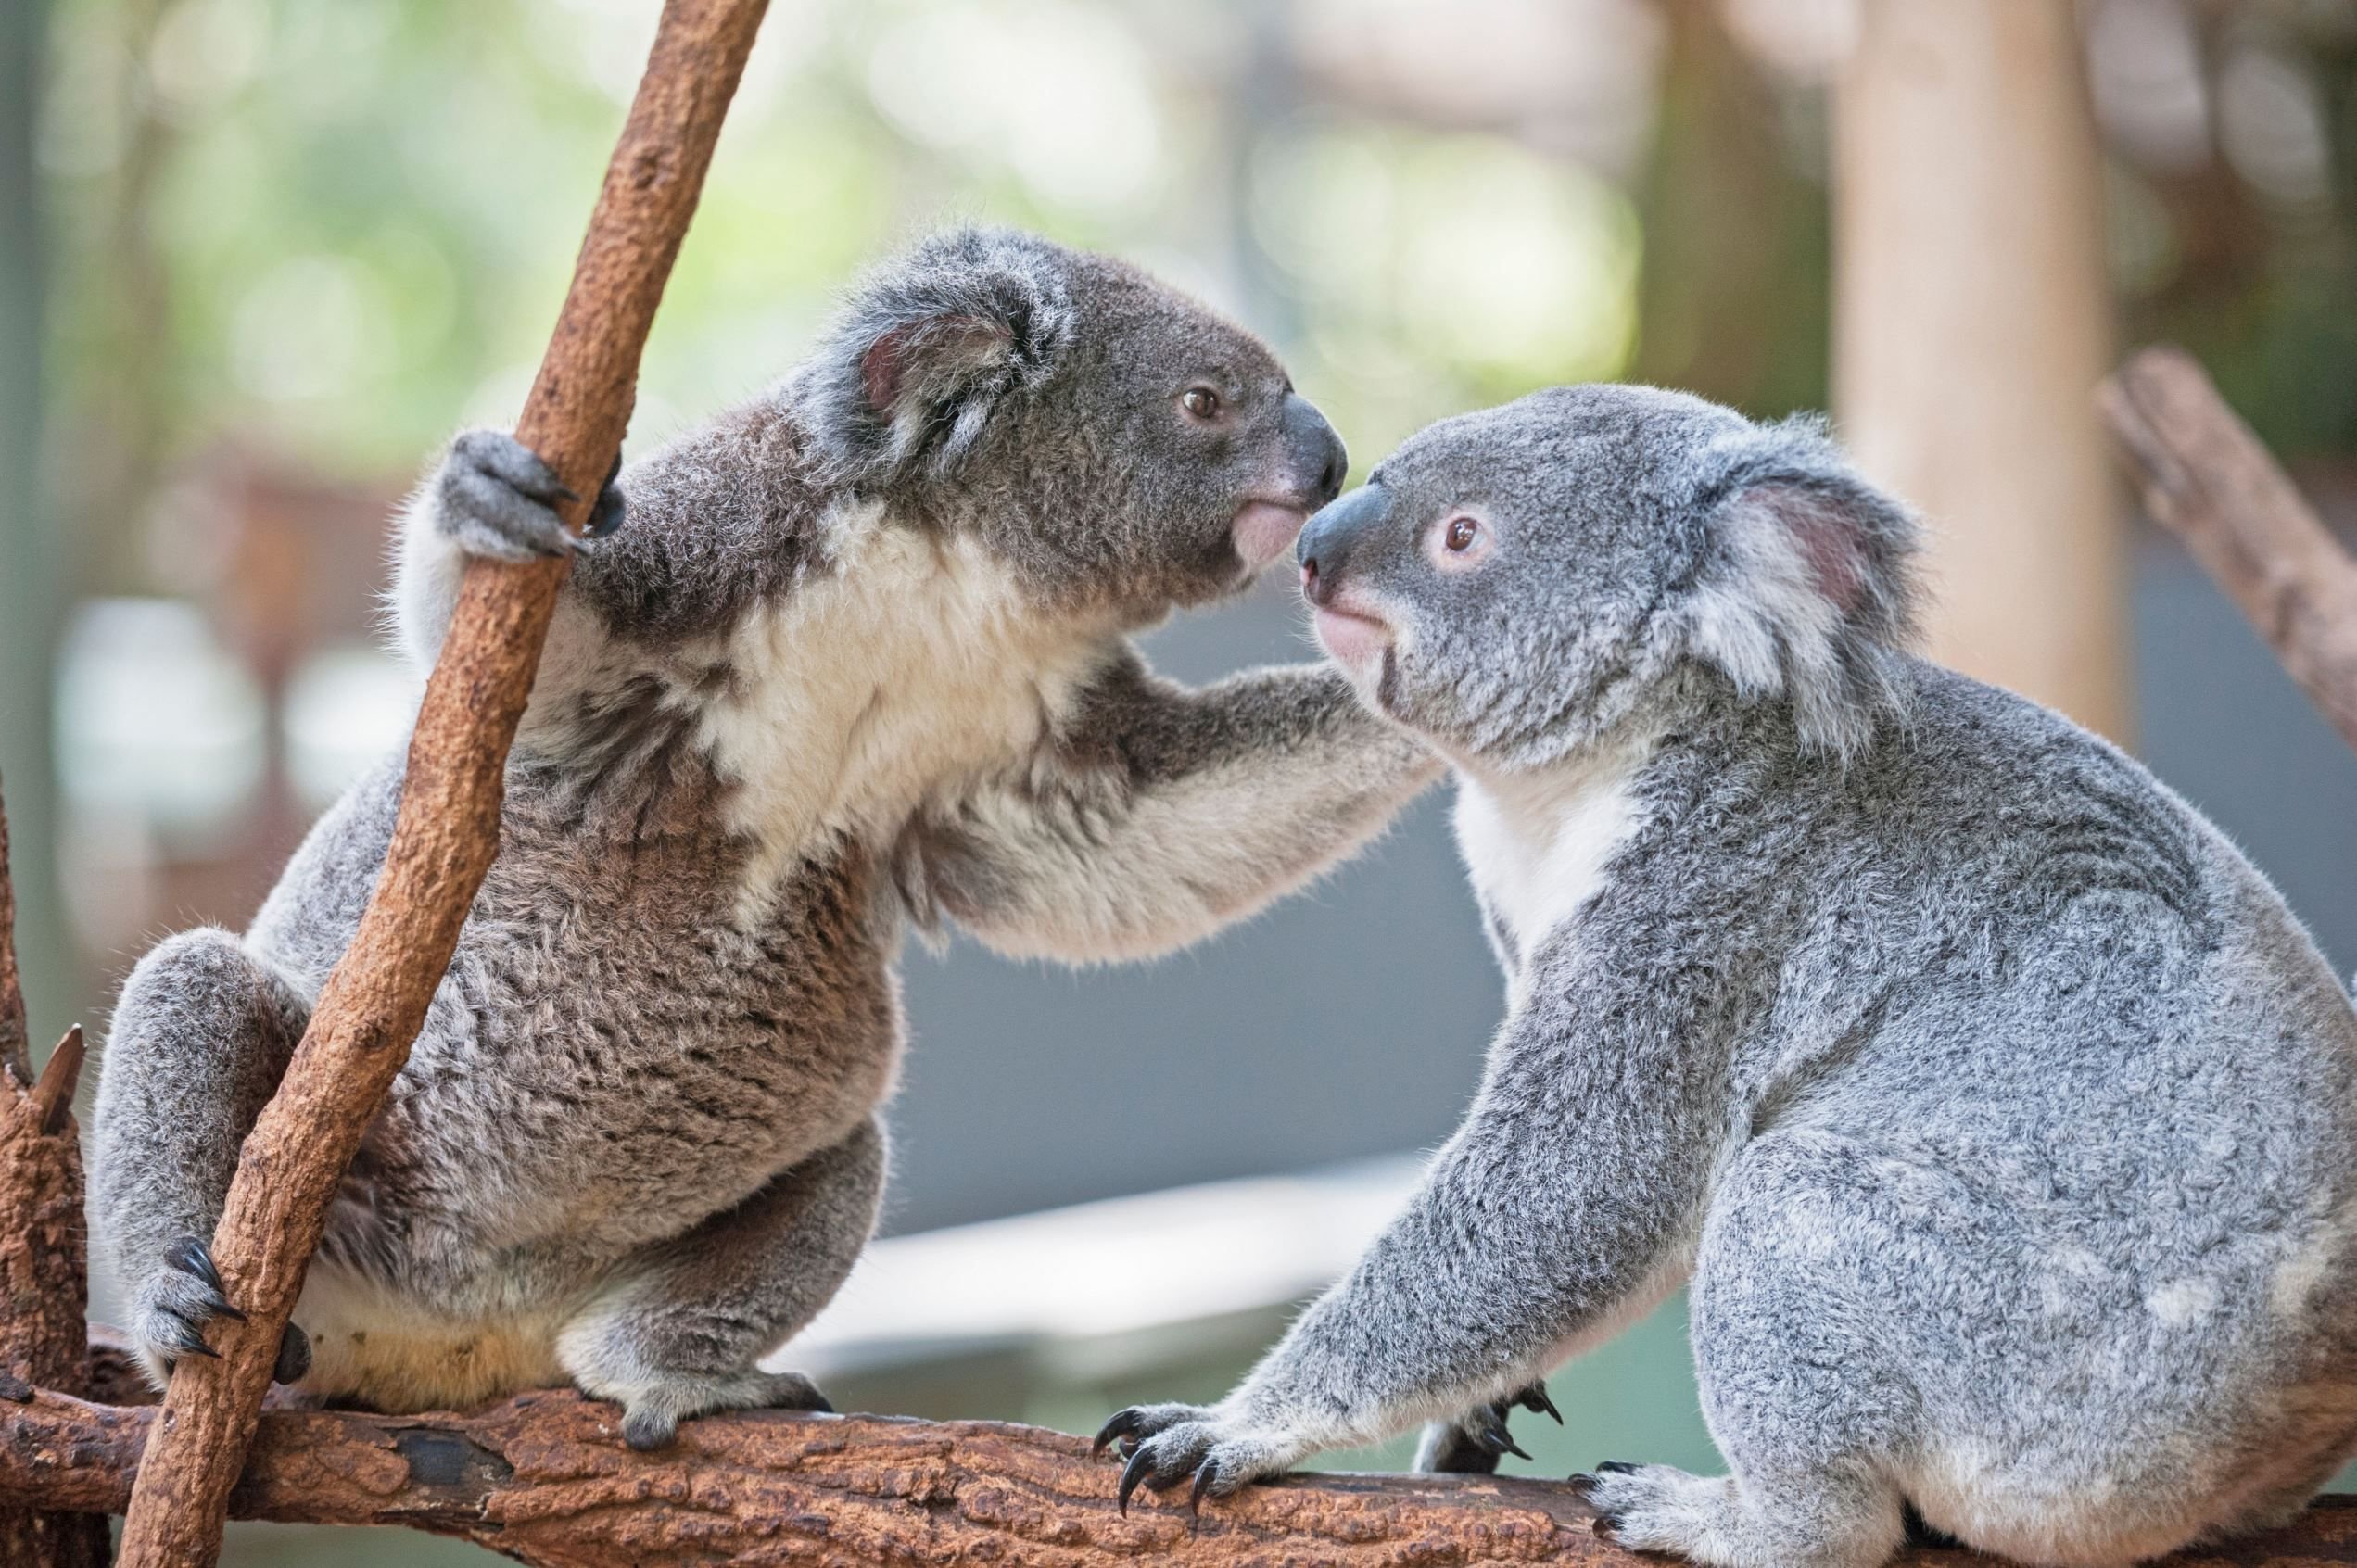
1293 384 1922 768
796 227 1347 621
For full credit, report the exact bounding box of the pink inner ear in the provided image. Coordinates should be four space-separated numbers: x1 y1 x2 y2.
859 315 1014 415
860 326 914 412
1757 486 1863 612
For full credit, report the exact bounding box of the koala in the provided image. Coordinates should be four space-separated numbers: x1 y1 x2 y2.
1097 384 2357 1568
89 227 1439 1449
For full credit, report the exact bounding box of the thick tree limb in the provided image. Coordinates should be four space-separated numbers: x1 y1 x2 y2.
112 4 771 1562
8 1388 2357 1568
2100 345 2357 752
0 784 108 1567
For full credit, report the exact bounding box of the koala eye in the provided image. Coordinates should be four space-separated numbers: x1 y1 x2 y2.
1180 386 1223 422
1444 516 1480 552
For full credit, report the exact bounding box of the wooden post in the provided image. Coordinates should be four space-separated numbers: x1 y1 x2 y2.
111 3 770 1562
0 784 109 1568
1832 0 2130 740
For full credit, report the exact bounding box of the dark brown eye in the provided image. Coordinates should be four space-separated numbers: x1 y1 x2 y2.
1181 386 1221 420
1445 516 1480 552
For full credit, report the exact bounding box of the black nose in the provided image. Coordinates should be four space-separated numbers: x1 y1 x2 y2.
1283 393 1349 509
1297 481 1388 605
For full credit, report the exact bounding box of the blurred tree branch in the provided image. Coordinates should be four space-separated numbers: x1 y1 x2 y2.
2102 346 2357 753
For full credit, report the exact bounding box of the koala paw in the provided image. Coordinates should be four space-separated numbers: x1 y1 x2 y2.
1093 1402 1309 1514
435 429 625 563
1416 1380 1561 1473
615 1368 832 1453
130 1236 310 1385
1570 1461 1721 1556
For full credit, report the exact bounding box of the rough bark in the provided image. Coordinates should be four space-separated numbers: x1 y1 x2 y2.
9 1387 2357 1568
111 3 771 1562
2100 345 2357 755
0 787 108 1568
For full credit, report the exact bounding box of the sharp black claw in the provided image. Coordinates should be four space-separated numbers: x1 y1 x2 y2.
1472 1407 1526 1459
162 1237 246 1321
1597 1459 1641 1474
1095 1409 1140 1458
1189 1462 1216 1515
1117 1445 1154 1514
1517 1381 1563 1424
1593 1512 1625 1545
1567 1472 1602 1501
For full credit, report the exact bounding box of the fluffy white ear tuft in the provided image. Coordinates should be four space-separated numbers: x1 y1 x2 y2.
796 227 1075 489
1681 423 1922 755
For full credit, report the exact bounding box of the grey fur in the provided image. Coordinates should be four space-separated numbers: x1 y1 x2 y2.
1100 385 2357 1568
89 226 1438 1444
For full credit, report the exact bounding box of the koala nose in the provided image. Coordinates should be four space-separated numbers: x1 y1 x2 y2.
1282 393 1349 509
1297 481 1388 605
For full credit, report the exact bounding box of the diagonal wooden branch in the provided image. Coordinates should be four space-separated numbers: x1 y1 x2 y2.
0 781 108 1567
112 4 771 1562
7 1388 2357 1568
2099 345 2357 752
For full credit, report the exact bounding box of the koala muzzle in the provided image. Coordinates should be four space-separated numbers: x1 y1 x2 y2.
1298 481 1388 606
1283 393 1350 510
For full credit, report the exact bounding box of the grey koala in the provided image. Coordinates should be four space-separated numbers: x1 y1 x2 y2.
89 226 1438 1449
1098 384 2357 1568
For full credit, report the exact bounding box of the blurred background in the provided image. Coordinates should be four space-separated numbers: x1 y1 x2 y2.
3 0 2356 1561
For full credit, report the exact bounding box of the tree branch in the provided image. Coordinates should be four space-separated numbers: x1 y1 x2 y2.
0 782 108 1566
8 1388 2357 1568
2099 345 2357 752
112 4 771 1562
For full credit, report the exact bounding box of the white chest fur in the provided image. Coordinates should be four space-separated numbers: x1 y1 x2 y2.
1452 745 1650 974
697 507 1105 914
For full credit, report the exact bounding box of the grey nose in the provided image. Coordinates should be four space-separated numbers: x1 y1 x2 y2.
1283 393 1349 509
1298 482 1388 606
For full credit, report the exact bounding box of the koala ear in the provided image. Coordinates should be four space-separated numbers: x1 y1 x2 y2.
796 227 1076 488
1679 417 1924 754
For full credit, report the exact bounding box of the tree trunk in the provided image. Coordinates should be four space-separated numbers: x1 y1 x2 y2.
1833 0 2129 740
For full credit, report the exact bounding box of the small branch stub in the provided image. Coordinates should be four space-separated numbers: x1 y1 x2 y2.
110 3 772 1563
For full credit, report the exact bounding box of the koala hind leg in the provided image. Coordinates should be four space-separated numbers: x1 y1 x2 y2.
557 1116 886 1450
90 928 315 1385
1575 1135 1921 1568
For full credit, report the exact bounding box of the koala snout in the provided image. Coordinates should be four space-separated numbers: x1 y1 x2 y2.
1298 481 1389 601
1284 393 1350 510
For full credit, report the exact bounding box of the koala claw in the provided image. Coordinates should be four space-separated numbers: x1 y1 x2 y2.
437 430 626 563
135 1236 315 1385
1095 1402 1298 1515
1468 1405 1532 1461
161 1236 245 1321
1514 1379 1563 1424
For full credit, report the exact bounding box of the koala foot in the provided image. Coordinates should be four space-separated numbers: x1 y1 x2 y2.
130 1235 310 1385
436 429 625 563
1572 1461 1724 1555
612 1368 832 1453
1416 1380 1561 1473
1093 1402 1312 1514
